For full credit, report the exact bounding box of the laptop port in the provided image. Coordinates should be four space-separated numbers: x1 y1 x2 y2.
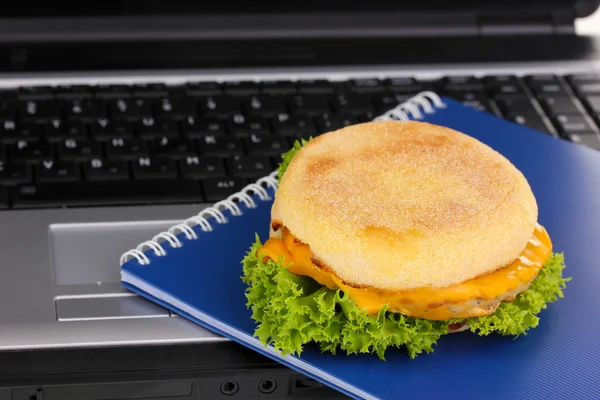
294 378 327 390
220 380 239 396
291 377 345 397
259 378 277 394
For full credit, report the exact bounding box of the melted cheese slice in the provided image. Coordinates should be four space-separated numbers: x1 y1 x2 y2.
257 224 552 320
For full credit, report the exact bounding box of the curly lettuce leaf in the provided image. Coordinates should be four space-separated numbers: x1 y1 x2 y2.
276 138 312 183
241 238 569 360
462 253 570 336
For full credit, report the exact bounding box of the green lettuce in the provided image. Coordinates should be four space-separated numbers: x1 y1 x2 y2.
241 239 568 360
276 137 312 183
240 139 570 360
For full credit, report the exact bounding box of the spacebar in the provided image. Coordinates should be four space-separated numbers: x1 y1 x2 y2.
12 179 204 208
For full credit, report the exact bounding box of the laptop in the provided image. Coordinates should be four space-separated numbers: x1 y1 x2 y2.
1 1 599 398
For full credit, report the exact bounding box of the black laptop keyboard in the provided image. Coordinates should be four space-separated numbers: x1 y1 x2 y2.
0 73 598 209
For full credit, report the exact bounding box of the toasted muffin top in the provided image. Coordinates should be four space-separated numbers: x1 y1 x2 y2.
271 120 538 290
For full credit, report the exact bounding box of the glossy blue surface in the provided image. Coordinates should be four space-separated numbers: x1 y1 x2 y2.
122 97 600 400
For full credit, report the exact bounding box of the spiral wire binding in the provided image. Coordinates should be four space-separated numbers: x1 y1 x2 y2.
119 91 445 266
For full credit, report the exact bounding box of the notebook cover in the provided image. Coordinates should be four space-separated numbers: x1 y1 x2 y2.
121 97 600 400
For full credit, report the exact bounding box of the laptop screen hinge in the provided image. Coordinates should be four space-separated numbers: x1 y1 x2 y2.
478 12 575 36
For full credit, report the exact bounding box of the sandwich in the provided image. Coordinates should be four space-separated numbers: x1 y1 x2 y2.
241 120 569 359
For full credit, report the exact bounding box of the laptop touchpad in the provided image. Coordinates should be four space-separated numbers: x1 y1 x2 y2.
50 220 179 285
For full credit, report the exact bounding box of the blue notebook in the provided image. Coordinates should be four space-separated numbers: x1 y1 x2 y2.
120 92 600 400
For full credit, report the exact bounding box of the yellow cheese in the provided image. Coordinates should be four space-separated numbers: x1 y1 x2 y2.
257 224 552 320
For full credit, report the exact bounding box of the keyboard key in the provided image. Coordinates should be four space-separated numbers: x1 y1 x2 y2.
89 119 133 141
582 95 600 115
385 77 426 94
297 80 335 94
488 83 526 97
438 76 483 92
564 132 600 150
444 92 493 113
565 73 598 83
11 179 203 208
0 162 32 184
197 136 243 156
570 81 600 95
483 75 520 87
495 97 538 117
18 86 54 100
356 111 376 123
132 157 178 179
132 83 169 97
348 79 385 93
0 90 17 101
260 80 296 95
198 96 241 117
227 155 273 178
523 74 560 85
18 100 62 122
65 99 105 121
179 156 227 179
84 158 130 181
244 135 290 155
152 137 196 159
552 114 595 134
9 141 53 163
95 85 131 98
136 118 180 140
201 177 246 201
1 122 42 143
45 120 88 142
185 82 221 96
55 85 93 99
36 160 81 182
182 116 225 138
109 98 152 120
223 81 259 96
226 115 270 138
538 97 581 116
315 114 357 133
58 139 101 161
105 138 149 160
0 101 16 121
271 113 317 136
528 82 568 97
440 75 479 85
243 96 287 117
289 95 331 116
155 97 195 119
373 93 415 114
331 94 373 115
509 114 551 133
